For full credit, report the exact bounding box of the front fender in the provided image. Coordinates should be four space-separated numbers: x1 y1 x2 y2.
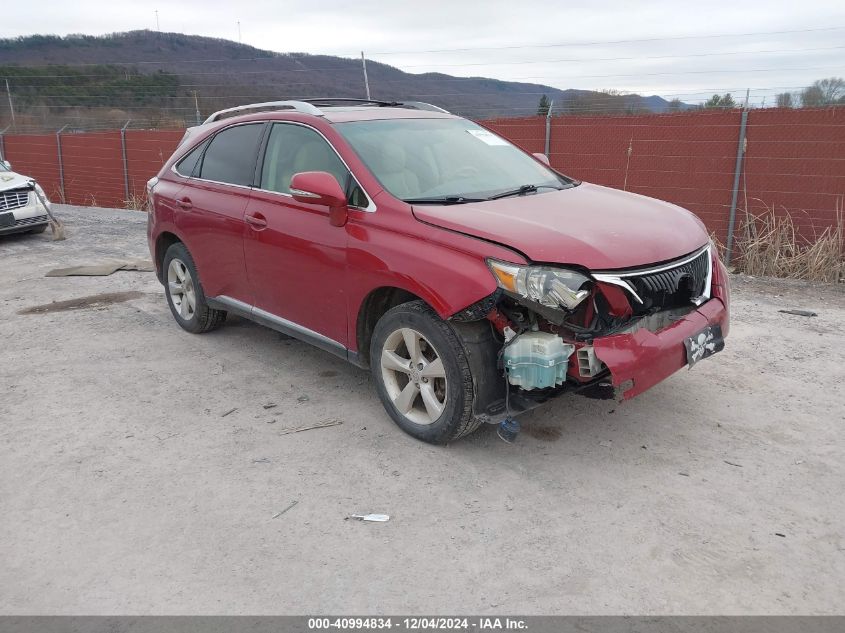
344 220 525 352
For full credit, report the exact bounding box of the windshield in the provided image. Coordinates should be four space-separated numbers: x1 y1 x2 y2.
0 162 8 172
335 118 573 202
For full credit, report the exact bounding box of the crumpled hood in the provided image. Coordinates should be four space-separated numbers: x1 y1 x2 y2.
412 182 709 270
0 171 34 194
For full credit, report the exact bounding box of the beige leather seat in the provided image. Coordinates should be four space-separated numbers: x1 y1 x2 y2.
290 141 346 189
376 144 420 198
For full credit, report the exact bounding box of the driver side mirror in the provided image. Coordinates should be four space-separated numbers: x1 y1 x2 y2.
290 171 348 227
532 152 550 166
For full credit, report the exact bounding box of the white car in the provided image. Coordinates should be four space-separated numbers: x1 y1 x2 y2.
0 159 51 236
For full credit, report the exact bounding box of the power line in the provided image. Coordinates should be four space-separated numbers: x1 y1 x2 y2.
363 26 845 55
4 26 844 71
393 45 845 69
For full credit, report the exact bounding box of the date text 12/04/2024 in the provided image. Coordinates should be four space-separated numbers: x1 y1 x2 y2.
307 617 528 630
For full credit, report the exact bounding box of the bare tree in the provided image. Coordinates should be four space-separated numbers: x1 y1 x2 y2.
775 92 794 108
800 77 845 107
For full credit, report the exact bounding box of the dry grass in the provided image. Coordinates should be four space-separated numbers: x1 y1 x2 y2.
732 198 844 283
709 231 726 262
123 192 150 212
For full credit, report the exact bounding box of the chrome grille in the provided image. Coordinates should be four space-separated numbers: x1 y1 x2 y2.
594 246 712 313
631 247 710 298
0 189 30 212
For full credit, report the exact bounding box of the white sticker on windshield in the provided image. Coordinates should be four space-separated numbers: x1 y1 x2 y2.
466 129 509 146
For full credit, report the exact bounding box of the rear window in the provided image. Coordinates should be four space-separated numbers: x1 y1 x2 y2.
174 140 208 177
199 123 265 186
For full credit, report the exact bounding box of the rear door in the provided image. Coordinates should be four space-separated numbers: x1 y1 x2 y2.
178 122 266 303
243 122 368 348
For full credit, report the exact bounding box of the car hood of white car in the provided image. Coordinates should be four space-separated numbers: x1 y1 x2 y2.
0 171 34 193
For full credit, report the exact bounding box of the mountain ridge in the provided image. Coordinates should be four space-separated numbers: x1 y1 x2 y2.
0 30 689 128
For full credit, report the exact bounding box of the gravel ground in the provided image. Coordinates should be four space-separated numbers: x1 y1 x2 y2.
1 205 843 615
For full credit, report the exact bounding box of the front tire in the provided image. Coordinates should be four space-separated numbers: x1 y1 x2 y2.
163 242 226 333
370 300 482 444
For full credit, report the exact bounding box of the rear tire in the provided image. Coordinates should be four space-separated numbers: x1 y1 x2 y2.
370 300 482 444
162 242 227 333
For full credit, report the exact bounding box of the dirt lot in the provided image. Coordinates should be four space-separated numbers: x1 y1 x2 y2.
1 205 843 615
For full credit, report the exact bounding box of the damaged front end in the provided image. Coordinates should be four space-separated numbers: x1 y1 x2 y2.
454 243 730 422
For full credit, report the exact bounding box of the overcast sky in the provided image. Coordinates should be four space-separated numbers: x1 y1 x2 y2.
2 0 844 106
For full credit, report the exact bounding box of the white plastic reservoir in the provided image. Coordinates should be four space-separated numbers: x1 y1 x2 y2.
504 332 575 390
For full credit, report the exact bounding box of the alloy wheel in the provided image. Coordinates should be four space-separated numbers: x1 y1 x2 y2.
167 258 197 321
380 327 448 425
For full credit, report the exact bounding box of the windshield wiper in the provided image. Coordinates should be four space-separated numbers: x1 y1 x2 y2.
488 184 562 200
404 196 485 205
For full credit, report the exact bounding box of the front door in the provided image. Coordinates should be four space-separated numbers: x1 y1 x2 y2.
242 123 357 348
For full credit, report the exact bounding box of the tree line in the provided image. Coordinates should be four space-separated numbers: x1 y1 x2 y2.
536 77 845 115
696 77 844 109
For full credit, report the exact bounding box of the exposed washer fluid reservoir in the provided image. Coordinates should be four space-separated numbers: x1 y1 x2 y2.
504 332 574 390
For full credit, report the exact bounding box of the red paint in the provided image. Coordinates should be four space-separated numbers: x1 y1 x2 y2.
290 171 348 226
592 251 730 399
148 112 525 354
243 183 350 345
593 296 728 400
147 106 731 403
596 282 633 318
413 182 709 269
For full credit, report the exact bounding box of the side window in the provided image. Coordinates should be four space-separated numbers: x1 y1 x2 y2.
261 124 366 207
174 140 208 177
348 183 369 208
199 123 264 186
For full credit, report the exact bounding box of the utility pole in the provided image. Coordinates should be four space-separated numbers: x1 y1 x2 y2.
155 10 160 32
238 21 242 44
361 51 371 100
4 79 15 128
193 91 201 125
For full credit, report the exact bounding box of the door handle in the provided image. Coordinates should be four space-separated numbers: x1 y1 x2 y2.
176 197 193 210
245 213 268 230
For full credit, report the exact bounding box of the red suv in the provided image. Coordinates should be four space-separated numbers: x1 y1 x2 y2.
147 98 729 444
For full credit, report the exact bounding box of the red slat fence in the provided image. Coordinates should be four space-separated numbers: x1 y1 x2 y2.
482 108 845 247
1 108 843 249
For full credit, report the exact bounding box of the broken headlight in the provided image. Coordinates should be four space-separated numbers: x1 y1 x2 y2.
487 259 591 311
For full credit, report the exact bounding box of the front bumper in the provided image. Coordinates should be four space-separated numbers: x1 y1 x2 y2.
593 297 729 399
0 200 49 236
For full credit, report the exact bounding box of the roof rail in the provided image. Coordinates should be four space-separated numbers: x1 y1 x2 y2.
202 98 451 125
203 100 323 124
301 98 450 113
301 97 401 107
401 101 450 113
